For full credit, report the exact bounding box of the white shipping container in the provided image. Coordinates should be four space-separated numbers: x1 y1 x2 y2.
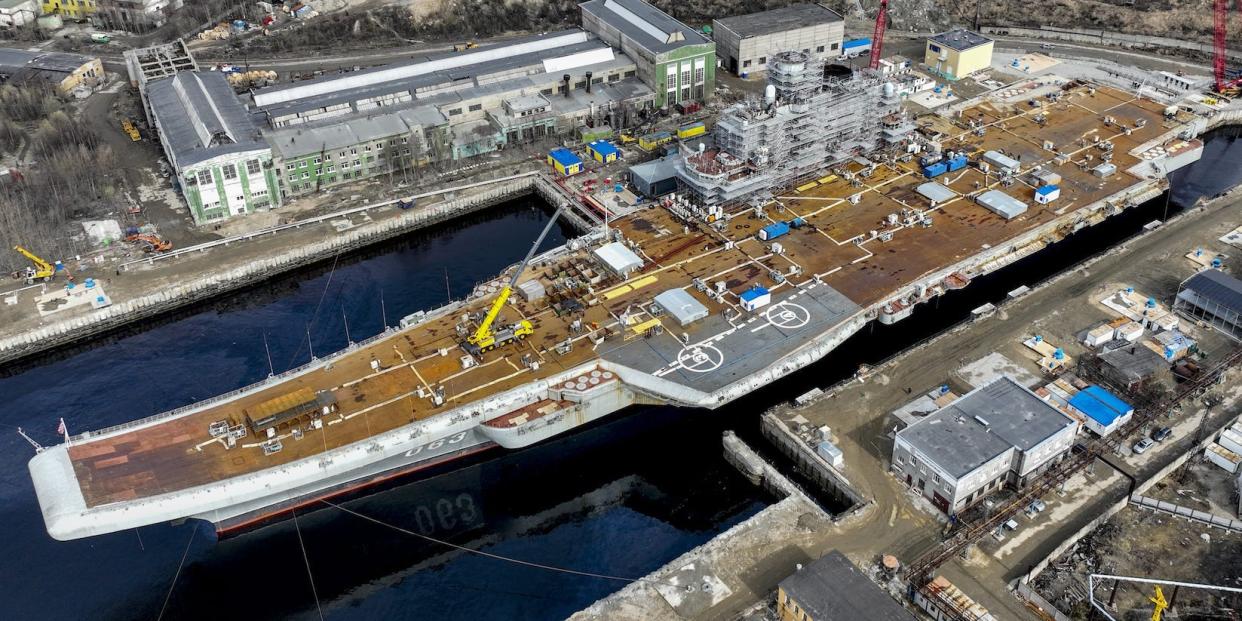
1219 428 1242 456
1116 322 1144 342
1083 324 1115 347
817 440 845 468
1205 443 1241 474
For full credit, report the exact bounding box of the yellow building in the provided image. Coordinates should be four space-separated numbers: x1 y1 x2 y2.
777 551 918 621
0 49 104 95
42 0 94 20
924 29 993 81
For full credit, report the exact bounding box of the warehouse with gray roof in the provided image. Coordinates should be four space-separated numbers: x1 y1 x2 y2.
146 71 281 224
580 0 716 108
891 376 1077 514
712 3 844 76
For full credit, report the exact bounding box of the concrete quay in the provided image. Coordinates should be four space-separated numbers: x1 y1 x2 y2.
0 174 556 366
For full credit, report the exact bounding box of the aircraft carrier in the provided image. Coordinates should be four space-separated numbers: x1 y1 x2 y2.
28 63 1205 540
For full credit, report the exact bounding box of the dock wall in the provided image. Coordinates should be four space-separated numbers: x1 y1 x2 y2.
759 413 868 516
0 176 543 366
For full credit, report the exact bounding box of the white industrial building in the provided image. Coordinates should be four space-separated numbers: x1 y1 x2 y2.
891 376 1078 514
712 3 844 76
593 241 645 277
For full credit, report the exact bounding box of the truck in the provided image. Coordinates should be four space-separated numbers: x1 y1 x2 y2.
840 38 872 60
462 206 564 357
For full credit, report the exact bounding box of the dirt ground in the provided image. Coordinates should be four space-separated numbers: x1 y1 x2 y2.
1034 479 1242 619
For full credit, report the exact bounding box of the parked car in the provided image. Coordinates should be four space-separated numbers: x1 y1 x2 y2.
1133 438 1155 454
1152 427 1173 442
1040 43 1054 49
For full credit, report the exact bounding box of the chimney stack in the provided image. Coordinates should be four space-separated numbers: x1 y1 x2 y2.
563 74 571 98
585 71 593 93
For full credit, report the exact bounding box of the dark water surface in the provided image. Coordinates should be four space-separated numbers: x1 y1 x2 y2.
2 131 1241 621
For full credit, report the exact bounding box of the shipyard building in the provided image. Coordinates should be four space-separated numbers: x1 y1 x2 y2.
924 29 994 80
580 0 715 108
130 0 714 218
146 71 282 223
712 3 844 76
0 48 104 96
891 376 1077 514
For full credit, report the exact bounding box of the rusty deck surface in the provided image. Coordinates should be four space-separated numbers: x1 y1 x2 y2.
68 85 1184 508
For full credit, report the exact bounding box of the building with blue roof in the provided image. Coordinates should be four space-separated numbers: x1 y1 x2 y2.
1069 385 1134 436
1034 184 1060 204
586 139 619 163
739 285 771 311
547 147 583 176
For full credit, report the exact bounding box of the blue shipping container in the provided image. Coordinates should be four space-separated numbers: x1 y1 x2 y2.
923 162 948 178
789 217 806 228
843 38 871 50
946 155 968 172
759 222 790 241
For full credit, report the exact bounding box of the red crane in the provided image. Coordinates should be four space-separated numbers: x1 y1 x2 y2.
869 0 889 70
1214 0 1241 94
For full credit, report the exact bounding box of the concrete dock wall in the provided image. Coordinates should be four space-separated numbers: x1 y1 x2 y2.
760 413 868 516
0 177 541 366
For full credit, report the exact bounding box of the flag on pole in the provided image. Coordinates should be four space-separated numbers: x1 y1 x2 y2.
56 418 66 436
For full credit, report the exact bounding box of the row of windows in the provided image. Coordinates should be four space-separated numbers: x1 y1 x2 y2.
742 43 839 68
195 159 263 185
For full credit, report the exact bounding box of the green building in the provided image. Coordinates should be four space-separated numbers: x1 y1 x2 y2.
580 0 715 109
146 71 281 224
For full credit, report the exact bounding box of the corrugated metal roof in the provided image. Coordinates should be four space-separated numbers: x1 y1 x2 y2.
1182 268 1242 316
976 189 1027 220
146 71 268 169
654 288 708 326
1069 386 1131 427
715 3 842 39
253 30 592 107
581 0 709 54
916 182 956 203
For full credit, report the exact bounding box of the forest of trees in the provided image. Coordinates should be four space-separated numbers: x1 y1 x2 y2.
0 84 117 276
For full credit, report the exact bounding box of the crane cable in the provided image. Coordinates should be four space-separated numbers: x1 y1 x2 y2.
156 526 197 621
319 499 655 584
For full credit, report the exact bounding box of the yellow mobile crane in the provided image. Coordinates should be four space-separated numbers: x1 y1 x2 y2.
1149 586 1168 621
13 245 55 284
462 205 564 357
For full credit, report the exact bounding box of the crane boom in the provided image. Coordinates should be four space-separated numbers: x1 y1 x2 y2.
13 245 54 280
869 0 888 70
468 205 565 347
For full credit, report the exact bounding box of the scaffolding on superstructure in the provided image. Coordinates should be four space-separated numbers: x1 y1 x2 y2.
675 54 905 209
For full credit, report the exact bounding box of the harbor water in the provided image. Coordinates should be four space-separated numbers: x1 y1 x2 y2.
1 130 1240 620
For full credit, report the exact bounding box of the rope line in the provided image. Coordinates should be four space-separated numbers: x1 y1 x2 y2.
156 526 197 621
319 499 650 584
293 510 325 621
285 252 342 371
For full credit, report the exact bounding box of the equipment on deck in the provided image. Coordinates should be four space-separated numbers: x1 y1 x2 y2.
462 205 564 356
869 0 888 70
13 245 54 284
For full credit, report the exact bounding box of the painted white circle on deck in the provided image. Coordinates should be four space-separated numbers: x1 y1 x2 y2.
677 344 724 373
765 302 810 330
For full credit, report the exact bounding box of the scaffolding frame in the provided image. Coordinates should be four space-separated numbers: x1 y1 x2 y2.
678 55 904 209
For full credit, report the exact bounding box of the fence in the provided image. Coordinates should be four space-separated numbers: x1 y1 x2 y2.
1129 494 1242 533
